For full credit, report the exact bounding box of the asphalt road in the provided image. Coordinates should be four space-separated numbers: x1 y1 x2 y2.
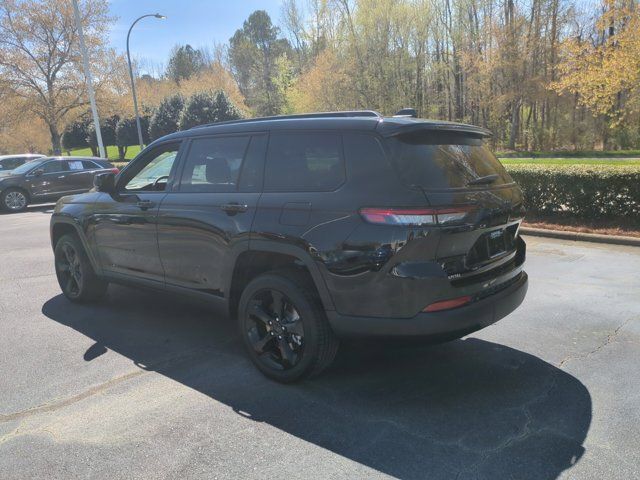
1 206 639 480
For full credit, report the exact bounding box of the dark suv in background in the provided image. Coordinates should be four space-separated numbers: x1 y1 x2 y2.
50 111 528 382
0 156 117 212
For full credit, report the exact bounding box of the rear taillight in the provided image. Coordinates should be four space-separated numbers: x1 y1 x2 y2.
109 167 119 174
423 295 472 312
360 206 473 226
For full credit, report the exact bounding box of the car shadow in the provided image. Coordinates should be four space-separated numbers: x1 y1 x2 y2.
42 285 591 480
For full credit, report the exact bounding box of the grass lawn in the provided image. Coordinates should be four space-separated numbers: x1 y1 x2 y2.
496 150 640 158
64 145 141 161
499 157 640 166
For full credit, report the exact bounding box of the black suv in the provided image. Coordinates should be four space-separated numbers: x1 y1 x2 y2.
50 111 528 382
0 156 117 212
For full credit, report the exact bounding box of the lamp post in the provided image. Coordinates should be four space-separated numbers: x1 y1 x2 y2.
72 0 105 158
126 13 165 151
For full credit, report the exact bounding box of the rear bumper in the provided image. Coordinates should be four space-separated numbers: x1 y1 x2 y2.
327 271 528 338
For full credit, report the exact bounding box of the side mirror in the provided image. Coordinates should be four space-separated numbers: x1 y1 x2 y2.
33 168 44 176
94 172 115 193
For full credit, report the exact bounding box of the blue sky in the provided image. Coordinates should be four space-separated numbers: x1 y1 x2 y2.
109 0 284 73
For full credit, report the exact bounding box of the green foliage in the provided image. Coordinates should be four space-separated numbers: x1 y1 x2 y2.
166 44 206 84
61 119 89 152
86 115 119 151
506 165 640 219
178 90 242 130
149 94 185 141
228 10 292 116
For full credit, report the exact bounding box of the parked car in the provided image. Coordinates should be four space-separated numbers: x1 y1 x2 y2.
0 153 45 173
50 110 528 382
0 156 118 212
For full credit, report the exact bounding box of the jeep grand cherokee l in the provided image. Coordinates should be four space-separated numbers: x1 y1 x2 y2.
50 111 528 382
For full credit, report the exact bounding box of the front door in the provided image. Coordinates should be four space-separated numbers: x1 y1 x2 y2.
157 133 266 297
90 142 183 283
26 160 72 198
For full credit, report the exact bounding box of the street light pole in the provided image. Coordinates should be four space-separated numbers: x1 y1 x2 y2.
72 0 105 158
126 13 165 151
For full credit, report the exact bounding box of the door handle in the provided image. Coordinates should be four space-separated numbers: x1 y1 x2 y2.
136 199 156 210
220 202 248 215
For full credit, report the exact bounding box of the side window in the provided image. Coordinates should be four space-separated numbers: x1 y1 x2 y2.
0 157 20 170
264 133 345 191
41 161 68 174
178 136 250 192
67 160 85 171
238 135 267 192
81 160 99 170
122 143 181 192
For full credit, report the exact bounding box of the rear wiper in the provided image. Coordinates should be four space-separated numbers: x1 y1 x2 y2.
467 174 499 186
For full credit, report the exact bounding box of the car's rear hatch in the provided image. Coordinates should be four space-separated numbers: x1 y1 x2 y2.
384 128 526 284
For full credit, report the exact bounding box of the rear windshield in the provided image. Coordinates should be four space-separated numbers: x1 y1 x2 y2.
387 132 513 189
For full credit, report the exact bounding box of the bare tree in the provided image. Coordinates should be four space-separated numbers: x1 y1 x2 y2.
0 0 111 153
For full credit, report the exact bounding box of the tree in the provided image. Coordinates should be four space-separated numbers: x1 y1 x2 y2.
178 90 242 130
86 114 118 156
0 0 112 154
149 94 185 140
61 118 90 155
228 10 292 116
166 44 206 85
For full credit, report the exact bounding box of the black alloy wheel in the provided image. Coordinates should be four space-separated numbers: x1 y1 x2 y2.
238 271 339 382
246 289 305 371
54 234 108 303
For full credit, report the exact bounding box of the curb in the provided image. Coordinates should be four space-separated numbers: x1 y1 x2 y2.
520 227 640 247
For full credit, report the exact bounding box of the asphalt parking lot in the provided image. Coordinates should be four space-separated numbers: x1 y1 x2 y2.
1 206 639 480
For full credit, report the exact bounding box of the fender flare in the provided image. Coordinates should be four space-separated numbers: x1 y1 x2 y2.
50 214 102 274
229 239 336 312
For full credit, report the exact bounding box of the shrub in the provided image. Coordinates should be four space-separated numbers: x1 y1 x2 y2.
178 90 242 130
149 94 184 141
86 115 119 156
505 165 640 219
61 119 89 154
115 116 150 160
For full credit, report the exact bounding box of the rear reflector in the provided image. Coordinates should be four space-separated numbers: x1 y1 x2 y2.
360 206 472 226
109 168 120 174
423 295 472 312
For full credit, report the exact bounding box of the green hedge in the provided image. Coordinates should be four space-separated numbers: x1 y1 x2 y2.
505 165 640 219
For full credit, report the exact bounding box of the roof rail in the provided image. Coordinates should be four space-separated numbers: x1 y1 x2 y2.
190 110 383 130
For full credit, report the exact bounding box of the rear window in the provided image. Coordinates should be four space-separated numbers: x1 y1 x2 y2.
388 132 513 189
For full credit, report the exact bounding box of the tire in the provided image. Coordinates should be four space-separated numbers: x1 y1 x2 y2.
54 233 108 303
238 270 339 383
1 188 29 213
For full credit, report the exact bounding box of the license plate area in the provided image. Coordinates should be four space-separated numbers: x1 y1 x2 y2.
487 229 506 257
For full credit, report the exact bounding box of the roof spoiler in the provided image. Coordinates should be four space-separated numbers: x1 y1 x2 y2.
393 108 417 118
382 122 492 138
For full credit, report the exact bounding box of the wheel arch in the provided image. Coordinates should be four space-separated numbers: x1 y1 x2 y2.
50 217 101 274
227 241 335 319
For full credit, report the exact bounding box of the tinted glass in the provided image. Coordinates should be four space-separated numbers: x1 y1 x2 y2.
41 161 68 174
238 135 267 192
81 160 99 170
265 133 344 191
12 160 45 175
388 132 512 189
179 136 250 192
0 158 22 170
124 144 180 191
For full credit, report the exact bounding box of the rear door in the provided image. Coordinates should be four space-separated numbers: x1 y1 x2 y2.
157 133 266 295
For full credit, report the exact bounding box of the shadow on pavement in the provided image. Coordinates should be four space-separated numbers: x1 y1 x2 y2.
42 285 591 480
